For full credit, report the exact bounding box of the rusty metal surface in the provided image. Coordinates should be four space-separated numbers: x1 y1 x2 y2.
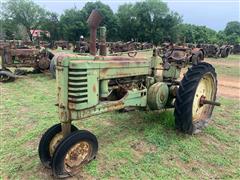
87 9 103 28
64 141 92 174
99 27 107 56
109 41 153 54
232 44 240 54
87 10 103 55
53 41 70 50
0 46 53 70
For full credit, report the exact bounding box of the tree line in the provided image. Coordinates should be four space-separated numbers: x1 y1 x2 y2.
1 0 240 45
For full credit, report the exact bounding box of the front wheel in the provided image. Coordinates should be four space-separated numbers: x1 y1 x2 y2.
174 62 217 134
52 130 98 178
38 123 78 168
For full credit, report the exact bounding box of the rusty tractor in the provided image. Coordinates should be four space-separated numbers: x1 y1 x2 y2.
232 44 240 54
0 44 54 82
109 41 136 53
109 41 153 54
159 44 204 65
197 44 232 58
197 44 219 58
38 10 220 178
53 41 70 50
73 41 90 53
218 45 232 58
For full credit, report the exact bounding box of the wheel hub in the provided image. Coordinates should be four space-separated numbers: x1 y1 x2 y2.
192 73 216 121
64 141 91 173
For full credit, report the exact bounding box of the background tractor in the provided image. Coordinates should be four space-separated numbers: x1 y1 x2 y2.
38 10 220 178
0 43 54 82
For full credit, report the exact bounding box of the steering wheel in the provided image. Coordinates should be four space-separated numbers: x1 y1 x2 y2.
128 51 137 57
158 48 174 59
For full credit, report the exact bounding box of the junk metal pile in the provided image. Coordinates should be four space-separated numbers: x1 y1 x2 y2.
1 32 238 83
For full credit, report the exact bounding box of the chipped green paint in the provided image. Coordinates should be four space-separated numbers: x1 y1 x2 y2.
56 53 181 124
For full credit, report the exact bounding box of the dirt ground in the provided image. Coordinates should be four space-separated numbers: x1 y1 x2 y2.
205 59 240 99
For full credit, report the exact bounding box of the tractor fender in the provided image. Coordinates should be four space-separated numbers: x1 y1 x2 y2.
192 48 204 60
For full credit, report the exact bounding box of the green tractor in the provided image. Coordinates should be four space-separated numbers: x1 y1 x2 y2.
38 10 220 178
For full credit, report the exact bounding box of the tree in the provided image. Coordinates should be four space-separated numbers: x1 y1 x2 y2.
81 1 118 41
40 12 60 41
59 8 87 41
116 0 181 44
224 21 240 36
1 0 47 41
223 21 240 45
177 24 218 44
116 3 138 41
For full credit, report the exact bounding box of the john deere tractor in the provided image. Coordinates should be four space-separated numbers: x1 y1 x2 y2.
38 10 220 178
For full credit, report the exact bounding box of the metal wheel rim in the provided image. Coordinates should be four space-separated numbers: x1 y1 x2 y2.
49 132 63 156
64 141 92 174
192 73 216 121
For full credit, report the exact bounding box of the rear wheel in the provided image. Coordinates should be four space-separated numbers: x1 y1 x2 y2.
221 48 230 58
52 130 98 178
38 123 78 168
174 62 217 134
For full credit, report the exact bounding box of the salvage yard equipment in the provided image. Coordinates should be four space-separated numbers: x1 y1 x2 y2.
53 41 70 50
73 41 90 53
219 45 232 58
109 41 153 54
158 45 204 65
38 10 220 178
197 44 232 58
232 44 240 54
0 45 54 82
197 44 219 58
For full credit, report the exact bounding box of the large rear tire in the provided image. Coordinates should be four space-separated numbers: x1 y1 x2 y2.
174 62 217 134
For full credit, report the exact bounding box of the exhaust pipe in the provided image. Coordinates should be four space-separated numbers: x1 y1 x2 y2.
87 9 103 55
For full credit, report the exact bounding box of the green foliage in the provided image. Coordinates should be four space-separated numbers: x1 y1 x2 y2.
59 1 118 41
81 1 118 41
59 8 86 41
117 0 182 44
177 24 218 44
0 0 239 45
220 21 240 45
224 21 240 36
40 12 60 41
1 0 48 41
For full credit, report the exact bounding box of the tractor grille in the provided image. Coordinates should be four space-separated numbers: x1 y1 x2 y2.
68 68 88 104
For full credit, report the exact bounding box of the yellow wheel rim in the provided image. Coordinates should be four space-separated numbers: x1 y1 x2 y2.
192 73 216 122
64 141 92 174
49 133 63 156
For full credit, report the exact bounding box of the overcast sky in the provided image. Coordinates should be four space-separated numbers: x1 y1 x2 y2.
33 0 240 31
